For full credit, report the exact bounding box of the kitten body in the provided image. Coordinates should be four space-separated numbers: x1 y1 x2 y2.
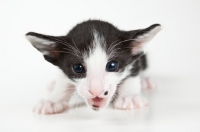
26 20 161 114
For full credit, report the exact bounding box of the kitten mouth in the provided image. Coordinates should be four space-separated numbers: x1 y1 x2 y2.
88 97 107 110
92 97 103 107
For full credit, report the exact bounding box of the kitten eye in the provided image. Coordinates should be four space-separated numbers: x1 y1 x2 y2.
106 61 119 72
73 64 85 73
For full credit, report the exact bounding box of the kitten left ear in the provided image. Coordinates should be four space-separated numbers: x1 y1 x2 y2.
130 24 161 55
26 32 61 66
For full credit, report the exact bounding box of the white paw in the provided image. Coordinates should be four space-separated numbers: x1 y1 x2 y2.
142 78 157 90
33 100 67 114
114 95 148 110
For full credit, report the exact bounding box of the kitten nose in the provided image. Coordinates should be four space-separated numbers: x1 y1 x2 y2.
89 89 103 96
89 78 103 96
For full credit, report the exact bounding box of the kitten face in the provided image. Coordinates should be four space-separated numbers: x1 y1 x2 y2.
70 31 135 110
26 20 161 110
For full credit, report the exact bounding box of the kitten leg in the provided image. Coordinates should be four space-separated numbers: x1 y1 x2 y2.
139 69 157 90
33 77 84 114
142 77 157 90
113 76 148 110
140 71 156 90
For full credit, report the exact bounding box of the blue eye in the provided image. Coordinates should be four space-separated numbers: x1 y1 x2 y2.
73 64 85 73
106 61 119 72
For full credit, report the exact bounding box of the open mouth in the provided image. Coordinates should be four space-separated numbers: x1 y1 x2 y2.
88 97 107 110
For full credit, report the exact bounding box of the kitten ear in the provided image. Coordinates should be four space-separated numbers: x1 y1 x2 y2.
130 24 161 55
25 32 61 66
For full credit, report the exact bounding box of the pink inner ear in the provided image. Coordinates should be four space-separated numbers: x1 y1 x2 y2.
130 25 162 55
131 42 144 55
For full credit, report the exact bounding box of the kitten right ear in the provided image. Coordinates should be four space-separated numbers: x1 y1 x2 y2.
129 24 161 55
25 32 61 66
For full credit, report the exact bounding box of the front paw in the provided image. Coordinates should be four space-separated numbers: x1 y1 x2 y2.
113 95 148 110
33 100 67 114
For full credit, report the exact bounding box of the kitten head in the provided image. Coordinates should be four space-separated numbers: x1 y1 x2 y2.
26 20 161 110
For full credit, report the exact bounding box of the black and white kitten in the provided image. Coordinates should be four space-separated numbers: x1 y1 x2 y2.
26 20 161 114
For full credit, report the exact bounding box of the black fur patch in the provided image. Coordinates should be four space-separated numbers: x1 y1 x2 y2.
26 20 160 80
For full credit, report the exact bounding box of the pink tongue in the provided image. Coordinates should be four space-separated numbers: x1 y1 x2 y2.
92 97 103 107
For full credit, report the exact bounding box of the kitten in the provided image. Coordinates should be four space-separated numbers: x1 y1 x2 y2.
26 20 161 114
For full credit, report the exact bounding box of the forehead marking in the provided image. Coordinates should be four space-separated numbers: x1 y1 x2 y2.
84 30 107 77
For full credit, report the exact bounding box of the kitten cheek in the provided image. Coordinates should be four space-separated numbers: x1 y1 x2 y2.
106 84 114 95
76 87 86 98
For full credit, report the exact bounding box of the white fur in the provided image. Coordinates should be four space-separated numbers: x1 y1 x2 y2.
113 76 148 110
74 31 111 108
119 76 141 95
33 70 85 114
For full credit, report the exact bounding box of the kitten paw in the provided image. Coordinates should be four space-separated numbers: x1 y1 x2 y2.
114 95 148 110
33 100 67 114
142 78 157 90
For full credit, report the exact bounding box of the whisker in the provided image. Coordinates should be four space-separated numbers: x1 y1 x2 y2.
72 39 82 55
107 38 136 59
74 96 83 116
50 50 81 60
107 39 120 52
44 36 82 58
62 49 81 59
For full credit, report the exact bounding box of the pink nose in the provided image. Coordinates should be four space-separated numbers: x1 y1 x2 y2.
89 89 103 96
89 78 103 96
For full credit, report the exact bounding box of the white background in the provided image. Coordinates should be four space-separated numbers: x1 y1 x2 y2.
0 0 200 132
